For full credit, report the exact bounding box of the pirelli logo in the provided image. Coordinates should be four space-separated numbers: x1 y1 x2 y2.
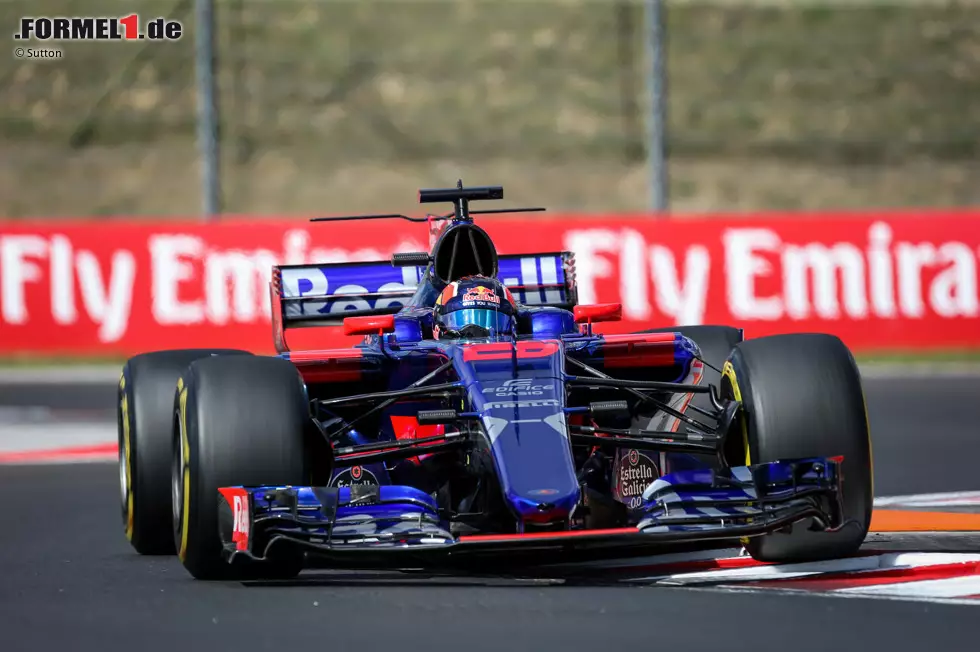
14 15 183 41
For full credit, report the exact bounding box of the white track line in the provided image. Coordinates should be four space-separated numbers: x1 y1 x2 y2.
838 575 980 598
649 553 980 606
698 585 980 607
0 422 115 453
874 491 980 508
639 552 980 585
858 362 980 379
638 556 881 584
0 450 117 465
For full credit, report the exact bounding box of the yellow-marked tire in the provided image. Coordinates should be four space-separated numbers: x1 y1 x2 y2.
173 355 311 581
721 333 874 563
118 349 251 554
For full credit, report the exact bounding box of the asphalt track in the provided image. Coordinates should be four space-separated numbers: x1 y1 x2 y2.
1 374 979 651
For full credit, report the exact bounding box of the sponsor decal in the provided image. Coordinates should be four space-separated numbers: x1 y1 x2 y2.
330 465 379 488
483 378 555 397
484 400 560 409
232 495 250 551
280 264 422 318
217 488 251 552
2 214 979 355
614 449 659 509
564 219 980 328
463 285 500 304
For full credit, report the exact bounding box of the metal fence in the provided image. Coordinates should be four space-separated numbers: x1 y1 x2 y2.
3 0 980 219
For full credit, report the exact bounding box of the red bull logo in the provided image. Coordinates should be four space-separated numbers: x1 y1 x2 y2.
463 286 500 304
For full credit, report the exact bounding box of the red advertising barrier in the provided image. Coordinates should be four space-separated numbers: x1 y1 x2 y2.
1 212 979 356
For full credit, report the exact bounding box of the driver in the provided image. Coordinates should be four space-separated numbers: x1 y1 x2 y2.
433 276 517 340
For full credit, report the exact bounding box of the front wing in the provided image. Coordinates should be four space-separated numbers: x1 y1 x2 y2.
217 458 845 568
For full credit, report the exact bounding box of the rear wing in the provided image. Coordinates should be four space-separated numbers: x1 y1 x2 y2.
271 251 577 335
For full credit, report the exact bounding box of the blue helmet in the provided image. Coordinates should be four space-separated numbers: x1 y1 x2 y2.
433 276 517 340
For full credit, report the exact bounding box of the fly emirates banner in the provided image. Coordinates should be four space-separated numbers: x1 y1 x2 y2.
1 212 978 356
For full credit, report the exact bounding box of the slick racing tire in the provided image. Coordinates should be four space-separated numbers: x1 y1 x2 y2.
641 325 743 435
721 333 873 563
173 355 311 580
119 349 251 555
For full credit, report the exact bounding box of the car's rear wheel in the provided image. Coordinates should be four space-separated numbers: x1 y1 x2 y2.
118 349 251 554
173 355 314 580
722 333 874 563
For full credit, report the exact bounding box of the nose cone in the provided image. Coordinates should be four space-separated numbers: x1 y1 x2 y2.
456 339 578 529
482 410 580 527
509 494 580 526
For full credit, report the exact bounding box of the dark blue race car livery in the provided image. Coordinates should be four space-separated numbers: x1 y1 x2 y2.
118 182 874 579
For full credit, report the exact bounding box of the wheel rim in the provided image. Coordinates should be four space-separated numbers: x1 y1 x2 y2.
172 411 184 535
117 399 130 533
118 440 128 522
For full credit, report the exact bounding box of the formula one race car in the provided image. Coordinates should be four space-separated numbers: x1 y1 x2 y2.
117 183 874 580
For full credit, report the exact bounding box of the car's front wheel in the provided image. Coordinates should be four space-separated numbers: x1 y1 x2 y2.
722 333 874 563
173 355 314 580
118 349 251 554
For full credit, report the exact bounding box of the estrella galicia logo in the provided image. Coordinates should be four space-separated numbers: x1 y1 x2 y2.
483 378 555 397
330 465 379 488
616 449 659 508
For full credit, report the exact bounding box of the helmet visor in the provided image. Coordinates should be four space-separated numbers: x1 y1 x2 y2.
439 308 513 335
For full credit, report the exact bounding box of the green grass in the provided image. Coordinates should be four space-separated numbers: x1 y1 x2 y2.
3 0 980 216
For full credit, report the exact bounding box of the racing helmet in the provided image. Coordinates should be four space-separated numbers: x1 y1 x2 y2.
433 276 517 340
